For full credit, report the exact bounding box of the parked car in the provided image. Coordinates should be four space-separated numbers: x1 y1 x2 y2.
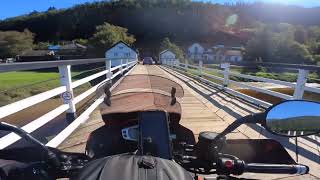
142 57 154 65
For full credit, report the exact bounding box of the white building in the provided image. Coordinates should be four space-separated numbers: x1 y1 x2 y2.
187 43 204 62
224 50 243 62
203 48 214 63
159 49 178 65
105 41 138 67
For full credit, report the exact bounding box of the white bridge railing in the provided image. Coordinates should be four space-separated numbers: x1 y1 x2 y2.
163 61 320 108
0 57 137 149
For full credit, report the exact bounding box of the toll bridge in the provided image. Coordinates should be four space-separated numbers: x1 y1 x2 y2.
0 58 319 179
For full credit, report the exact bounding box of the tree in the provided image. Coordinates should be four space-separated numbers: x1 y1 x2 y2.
89 22 135 54
313 55 320 65
308 26 320 41
281 42 312 63
245 26 277 61
34 42 49 50
294 26 308 44
0 29 34 58
47 7 57 12
75 38 89 46
307 40 320 54
160 37 184 62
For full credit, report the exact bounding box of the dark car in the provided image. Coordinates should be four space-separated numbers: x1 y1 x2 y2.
142 57 154 65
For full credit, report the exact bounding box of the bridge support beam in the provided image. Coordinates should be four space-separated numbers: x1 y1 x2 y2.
293 69 309 99
58 65 77 123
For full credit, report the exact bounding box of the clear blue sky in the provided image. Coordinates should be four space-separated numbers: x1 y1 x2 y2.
267 101 320 120
1 0 320 20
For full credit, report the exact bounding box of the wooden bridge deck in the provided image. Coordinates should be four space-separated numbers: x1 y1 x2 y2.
58 65 319 179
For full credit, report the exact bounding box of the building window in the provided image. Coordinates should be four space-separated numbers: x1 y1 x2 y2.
114 52 118 56
119 46 123 49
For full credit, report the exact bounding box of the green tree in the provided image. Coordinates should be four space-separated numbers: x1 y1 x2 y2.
313 55 320 65
294 25 308 44
34 42 50 50
89 22 135 54
308 26 320 41
246 24 315 64
75 38 89 46
245 26 277 61
160 37 184 62
0 29 34 58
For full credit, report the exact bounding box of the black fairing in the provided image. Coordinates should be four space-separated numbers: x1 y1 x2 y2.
221 139 296 164
72 154 194 180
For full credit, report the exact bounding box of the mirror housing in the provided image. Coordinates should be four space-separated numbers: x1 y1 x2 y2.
265 100 320 137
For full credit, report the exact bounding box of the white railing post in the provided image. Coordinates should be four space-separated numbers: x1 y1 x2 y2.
58 65 77 123
293 69 309 99
105 58 112 81
221 63 230 88
185 59 189 72
126 59 129 70
120 59 123 75
199 59 203 77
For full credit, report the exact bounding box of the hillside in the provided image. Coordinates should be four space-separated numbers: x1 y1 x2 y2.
0 1 234 44
1 0 320 56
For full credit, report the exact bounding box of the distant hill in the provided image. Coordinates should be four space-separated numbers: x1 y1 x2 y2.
1 1 320 50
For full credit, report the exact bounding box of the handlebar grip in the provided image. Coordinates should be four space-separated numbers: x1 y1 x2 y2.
245 163 309 175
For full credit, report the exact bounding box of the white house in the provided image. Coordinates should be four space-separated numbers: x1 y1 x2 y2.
203 48 214 63
159 49 178 65
187 43 204 62
105 41 138 67
224 50 243 62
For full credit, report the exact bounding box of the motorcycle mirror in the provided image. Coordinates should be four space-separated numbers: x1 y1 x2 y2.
265 100 320 137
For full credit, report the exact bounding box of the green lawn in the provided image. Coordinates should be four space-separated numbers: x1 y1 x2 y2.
203 64 320 83
0 71 91 106
0 71 60 90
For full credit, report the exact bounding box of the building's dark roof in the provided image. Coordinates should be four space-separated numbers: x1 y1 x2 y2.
19 50 54 57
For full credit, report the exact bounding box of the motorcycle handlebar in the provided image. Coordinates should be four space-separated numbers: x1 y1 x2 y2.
244 163 309 175
216 158 309 176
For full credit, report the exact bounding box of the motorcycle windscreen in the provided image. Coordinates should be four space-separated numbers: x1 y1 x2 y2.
111 74 184 97
100 92 181 121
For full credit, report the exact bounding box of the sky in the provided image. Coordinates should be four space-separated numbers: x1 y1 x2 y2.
267 101 320 120
1 0 320 20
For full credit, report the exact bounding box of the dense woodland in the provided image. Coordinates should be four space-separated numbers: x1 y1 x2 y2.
1 0 320 64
